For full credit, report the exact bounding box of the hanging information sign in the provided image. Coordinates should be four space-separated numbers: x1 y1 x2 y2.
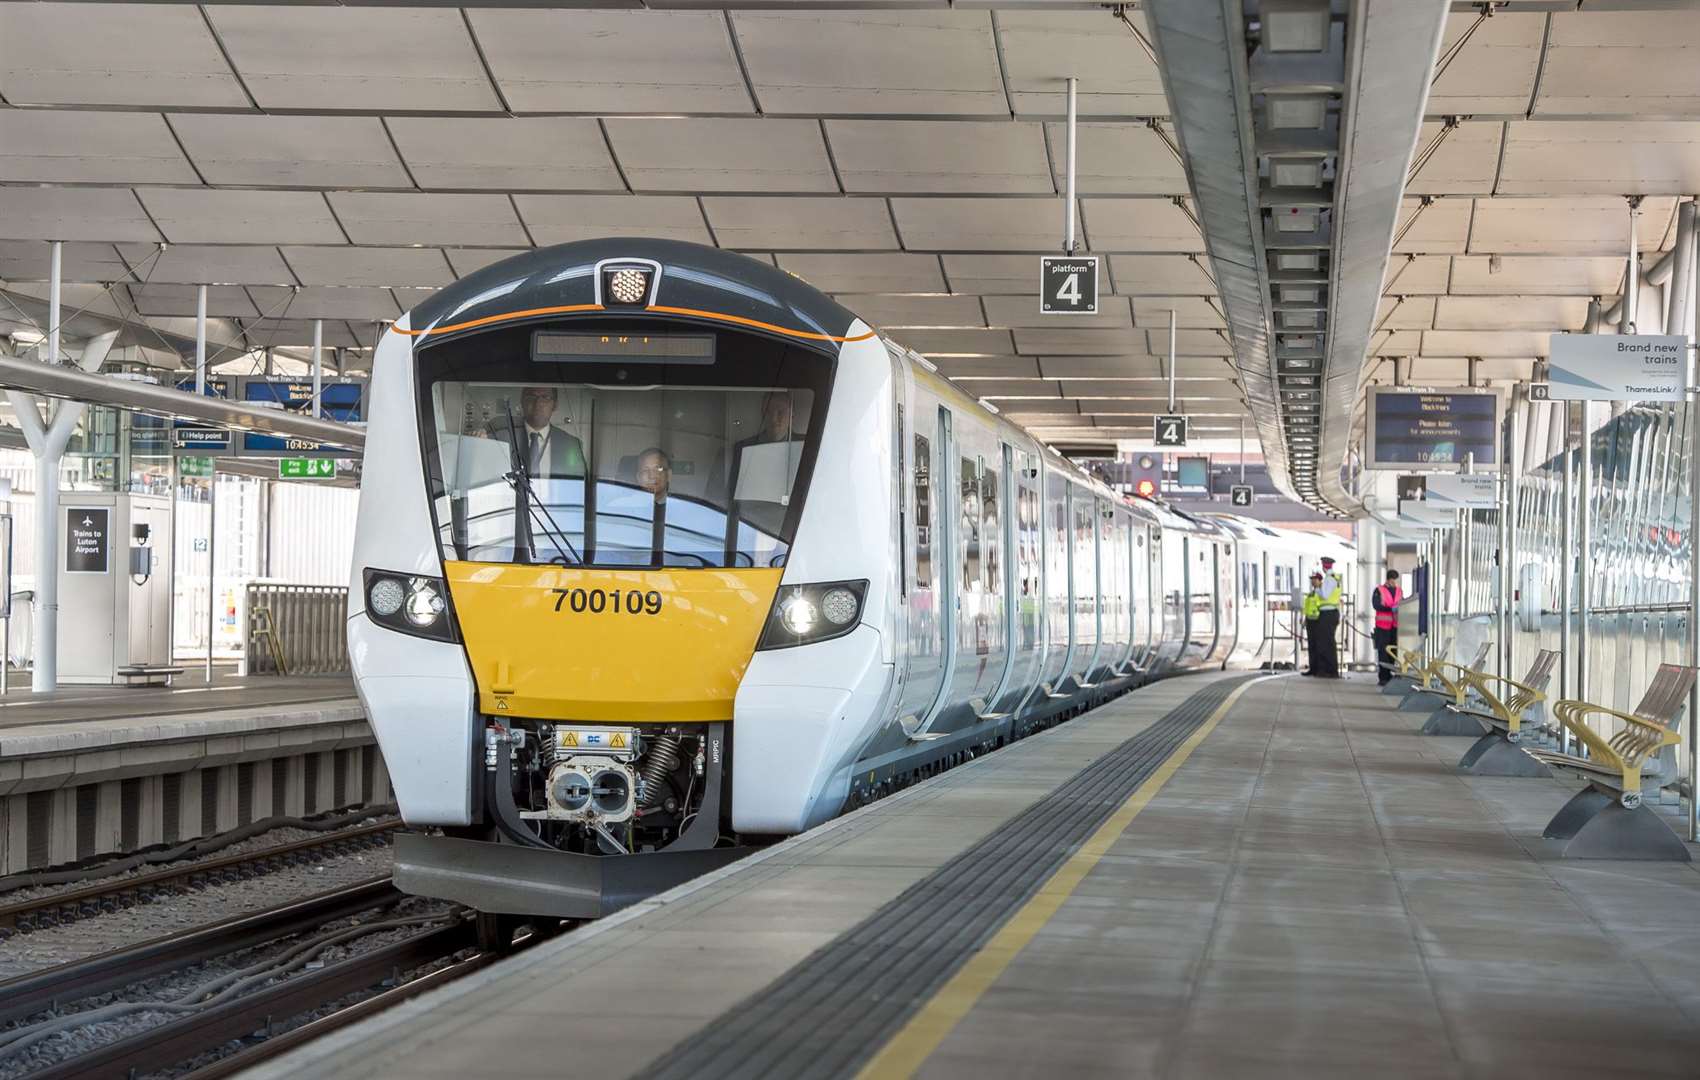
1424 473 1497 509
1365 388 1502 472
1546 334 1687 402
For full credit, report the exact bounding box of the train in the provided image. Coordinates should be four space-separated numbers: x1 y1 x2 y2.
345 239 1354 940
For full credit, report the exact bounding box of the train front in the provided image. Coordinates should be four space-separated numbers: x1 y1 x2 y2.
347 240 891 920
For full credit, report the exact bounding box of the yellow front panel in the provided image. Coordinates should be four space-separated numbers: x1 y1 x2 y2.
444 562 782 722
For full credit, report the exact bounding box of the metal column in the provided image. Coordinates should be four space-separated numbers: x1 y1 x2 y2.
1504 395 1521 681
1578 405 1592 707
1684 198 1700 839
1559 402 1573 707
1062 77 1078 255
206 472 217 684
194 284 208 397
311 319 324 419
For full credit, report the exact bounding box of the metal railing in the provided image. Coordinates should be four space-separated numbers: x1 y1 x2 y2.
244 583 349 676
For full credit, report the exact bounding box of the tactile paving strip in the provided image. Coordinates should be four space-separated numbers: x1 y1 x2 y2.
641 674 1261 1080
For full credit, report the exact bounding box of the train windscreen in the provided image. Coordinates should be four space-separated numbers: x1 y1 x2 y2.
416 323 833 569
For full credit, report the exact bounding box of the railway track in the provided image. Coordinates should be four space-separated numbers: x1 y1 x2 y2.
0 877 555 1080
0 820 399 937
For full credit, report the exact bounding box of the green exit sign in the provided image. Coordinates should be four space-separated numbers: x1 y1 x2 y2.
279 457 336 479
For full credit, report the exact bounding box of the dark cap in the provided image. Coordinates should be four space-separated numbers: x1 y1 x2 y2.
1320 556 1335 566
1310 571 1323 579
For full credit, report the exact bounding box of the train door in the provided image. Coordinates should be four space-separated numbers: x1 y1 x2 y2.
1131 523 1153 670
902 404 955 732
1039 467 1073 696
985 442 1026 715
956 440 1007 713
1070 488 1098 687
1213 541 1236 663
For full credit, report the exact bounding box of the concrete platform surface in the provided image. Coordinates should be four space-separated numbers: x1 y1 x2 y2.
241 673 1700 1080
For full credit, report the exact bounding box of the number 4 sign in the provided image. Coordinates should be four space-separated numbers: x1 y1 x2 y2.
1040 256 1100 315
1154 414 1189 447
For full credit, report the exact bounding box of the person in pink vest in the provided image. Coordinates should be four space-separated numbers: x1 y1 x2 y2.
1371 569 1403 685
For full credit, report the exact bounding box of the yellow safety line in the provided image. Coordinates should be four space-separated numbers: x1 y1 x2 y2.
855 675 1276 1080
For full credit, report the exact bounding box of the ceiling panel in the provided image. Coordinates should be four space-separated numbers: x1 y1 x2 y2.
932 356 1042 380
1391 197 1473 254
1063 378 1240 400
392 288 439 317
605 119 836 193
776 252 946 293
0 111 195 185
892 197 1066 252
1420 330 1551 357
1130 297 1223 329
248 286 401 321
207 6 499 112
119 244 296 286
6 281 131 321
1537 13 1700 117
282 246 455 289
129 284 259 319
1040 356 1166 379
996 12 1168 117
1468 196 1676 256
1496 121 1700 196
0 2 247 108
824 121 1052 195
1404 120 1503 196
732 12 1006 116
1370 330 1424 355
1446 255 1623 296
1003 411 1092 428
1041 122 1188 195
0 242 130 284
702 197 895 250
1108 254 1215 295
834 294 985 329
469 10 752 115
0 188 160 243
1081 199 1203 252
994 398 1079 415
442 248 529 280
1141 329 1230 356
139 189 343 246
1013 327 1143 355
967 379 1060 399
981 295 1133 330
1432 296 1589 332
1424 11 1545 116
171 114 408 189
237 318 363 349
939 254 1051 294
892 328 1014 355
1373 296 1437 331
517 195 711 246
328 192 527 248
1382 254 1454 295
384 117 621 192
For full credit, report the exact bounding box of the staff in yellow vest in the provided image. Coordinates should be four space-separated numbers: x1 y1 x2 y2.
1301 572 1324 676
1315 556 1343 678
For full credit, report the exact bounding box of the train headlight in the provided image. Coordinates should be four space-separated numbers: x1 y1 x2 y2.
363 568 458 643
758 580 867 650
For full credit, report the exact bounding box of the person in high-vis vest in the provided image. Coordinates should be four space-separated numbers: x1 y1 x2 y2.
1316 556 1343 678
1371 569 1403 685
1301 572 1324 675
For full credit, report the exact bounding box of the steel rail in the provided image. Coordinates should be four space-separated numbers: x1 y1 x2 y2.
0 820 399 935
0 878 398 1028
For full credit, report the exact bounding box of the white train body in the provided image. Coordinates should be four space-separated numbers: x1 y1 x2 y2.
347 240 1350 919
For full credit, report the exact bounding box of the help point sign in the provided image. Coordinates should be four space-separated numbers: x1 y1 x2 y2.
1547 334 1687 401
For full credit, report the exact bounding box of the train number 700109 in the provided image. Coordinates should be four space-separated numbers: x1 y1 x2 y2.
550 587 665 616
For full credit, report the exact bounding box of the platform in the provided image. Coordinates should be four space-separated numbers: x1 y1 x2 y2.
242 672 1700 1079
0 674 380 875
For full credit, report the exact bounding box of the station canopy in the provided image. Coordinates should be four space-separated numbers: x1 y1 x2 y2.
0 2 1697 499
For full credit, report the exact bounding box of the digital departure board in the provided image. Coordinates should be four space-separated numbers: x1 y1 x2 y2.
532 331 716 365
1366 388 1502 471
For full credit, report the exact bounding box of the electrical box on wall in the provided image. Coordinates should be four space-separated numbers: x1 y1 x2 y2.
58 493 173 683
1516 562 1542 632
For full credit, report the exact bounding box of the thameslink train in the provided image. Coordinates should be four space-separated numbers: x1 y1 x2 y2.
346 239 1353 930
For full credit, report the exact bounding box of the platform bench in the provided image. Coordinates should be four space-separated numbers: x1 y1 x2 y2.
1450 649 1559 777
1524 662 1697 861
1401 640 1494 733
116 664 185 687
1382 637 1440 695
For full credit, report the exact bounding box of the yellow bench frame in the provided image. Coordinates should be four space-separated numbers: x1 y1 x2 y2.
1456 668 1549 741
1532 700 1682 809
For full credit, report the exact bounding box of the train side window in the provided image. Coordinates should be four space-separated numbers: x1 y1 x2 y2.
913 433 931 589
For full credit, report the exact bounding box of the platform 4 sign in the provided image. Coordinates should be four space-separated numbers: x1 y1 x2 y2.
1039 256 1100 315
1229 485 1253 507
1154 414 1189 447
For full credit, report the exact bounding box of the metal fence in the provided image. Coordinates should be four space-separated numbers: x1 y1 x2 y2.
244 582 349 675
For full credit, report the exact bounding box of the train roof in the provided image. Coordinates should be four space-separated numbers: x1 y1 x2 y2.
402 238 862 347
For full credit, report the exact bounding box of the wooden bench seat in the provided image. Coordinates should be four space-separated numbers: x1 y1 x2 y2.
1521 663 1696 861
1450 649 1559 777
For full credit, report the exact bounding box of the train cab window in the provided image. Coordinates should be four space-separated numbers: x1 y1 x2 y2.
417 324 832 569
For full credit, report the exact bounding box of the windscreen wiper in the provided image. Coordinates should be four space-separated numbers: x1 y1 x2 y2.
500 402 583 565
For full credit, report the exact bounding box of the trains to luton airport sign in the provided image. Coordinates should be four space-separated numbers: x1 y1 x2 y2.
1546 334 1688 401
1039 256 1100 315
1364 387 1502 472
